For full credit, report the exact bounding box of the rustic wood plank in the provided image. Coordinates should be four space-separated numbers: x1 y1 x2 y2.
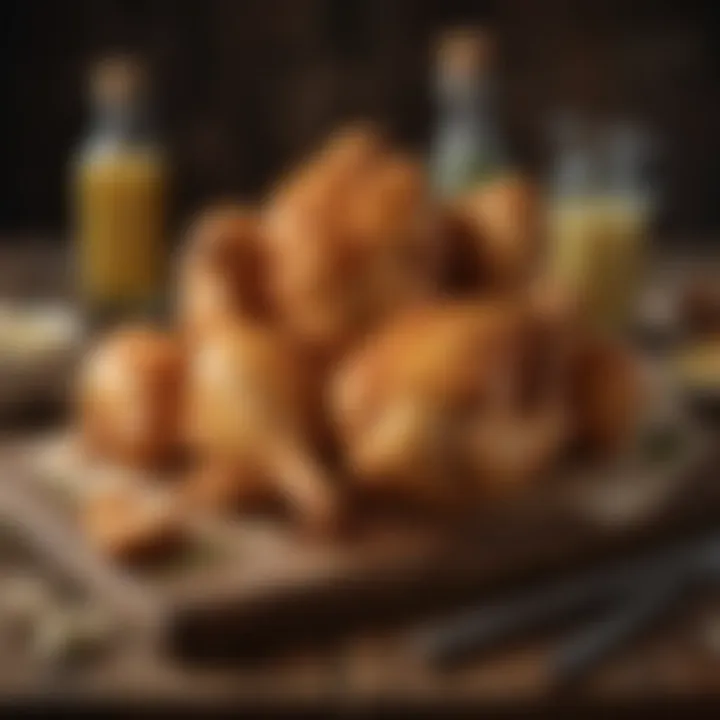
0 421 715 665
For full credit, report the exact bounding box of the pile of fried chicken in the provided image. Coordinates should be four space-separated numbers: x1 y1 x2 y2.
77 125 642 562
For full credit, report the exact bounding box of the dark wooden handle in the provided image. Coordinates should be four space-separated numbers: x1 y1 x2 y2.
416 540 700 668
553 572 687 684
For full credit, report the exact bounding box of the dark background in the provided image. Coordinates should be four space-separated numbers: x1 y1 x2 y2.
1 0 719 242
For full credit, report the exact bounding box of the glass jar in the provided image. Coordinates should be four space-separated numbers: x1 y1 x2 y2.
546 115 652 333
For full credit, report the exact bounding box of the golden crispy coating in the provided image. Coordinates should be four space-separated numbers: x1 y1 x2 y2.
452 175 542 291
176 205 268 338
330 301 567 506
185 321 339 533
316 122 386 186
181 462 273 515
346 154 441 310
79 327 184 470
82 486 185 563
266 123 385 241
264 141 441 359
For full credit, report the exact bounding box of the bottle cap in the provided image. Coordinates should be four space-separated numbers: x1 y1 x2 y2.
89 56 146 109
435 27 495 83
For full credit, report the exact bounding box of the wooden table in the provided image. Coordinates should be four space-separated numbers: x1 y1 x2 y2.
1 242 720 713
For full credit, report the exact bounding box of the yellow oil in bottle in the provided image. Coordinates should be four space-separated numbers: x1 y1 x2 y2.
72 57 167 324
75 151 166 308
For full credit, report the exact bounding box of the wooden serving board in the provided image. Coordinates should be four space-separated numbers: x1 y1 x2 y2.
0 423 716 663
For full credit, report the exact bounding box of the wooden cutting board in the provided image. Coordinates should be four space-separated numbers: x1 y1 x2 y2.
0 425 716 663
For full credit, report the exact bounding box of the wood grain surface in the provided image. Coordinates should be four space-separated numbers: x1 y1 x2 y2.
0 419 714 665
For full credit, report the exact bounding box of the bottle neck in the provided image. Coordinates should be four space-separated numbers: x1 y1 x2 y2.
89 98 152 146
437 73 494 123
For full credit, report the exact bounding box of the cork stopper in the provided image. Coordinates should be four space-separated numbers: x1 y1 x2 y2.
435 27 495 83
89 56 146 109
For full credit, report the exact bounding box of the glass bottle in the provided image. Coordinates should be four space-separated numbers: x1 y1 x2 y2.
71 56 168 327
430 27 511 197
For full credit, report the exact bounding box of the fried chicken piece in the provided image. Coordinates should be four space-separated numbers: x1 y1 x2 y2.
181 462 273 515
266 123 385 245
82 485 185 564
176 205 268 339
264 140 440 360
78 327 184 470
438 204 488 294
331 301 570 507
315 122 387 189
185 321 339 533
681 276 720 338
451 175 543 292
526 277 642 456
345 153 441 312
570 334 643 456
